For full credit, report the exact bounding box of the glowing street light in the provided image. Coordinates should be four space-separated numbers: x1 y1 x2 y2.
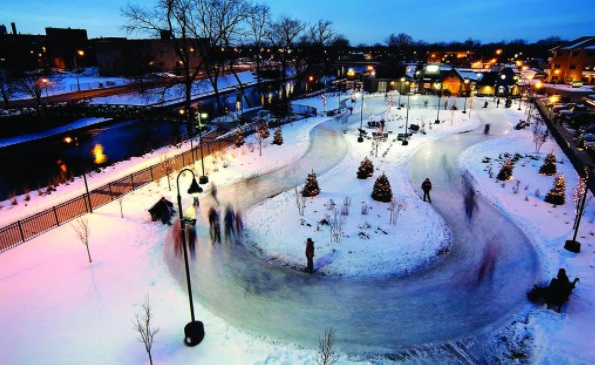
175 168 205 346
197 112 209 184
434 82 442 124
73 50 85 92
462 79 469 114
41 78 49 104
356 89 364 143
398 77 405 109
64 127 92 213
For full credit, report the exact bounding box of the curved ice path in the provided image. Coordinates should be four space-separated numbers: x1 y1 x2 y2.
165 102 539 352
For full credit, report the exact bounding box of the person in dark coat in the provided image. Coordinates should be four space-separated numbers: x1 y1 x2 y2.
422 178 432 203
223 204 236 242
208 207 221 243
557 268 570 288
496 98 500 108
305 238 315 273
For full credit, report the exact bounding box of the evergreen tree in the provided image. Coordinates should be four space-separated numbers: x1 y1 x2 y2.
357 156 374 179
371 173 393 202
235 128 245 147
272 127 283 145
260 121 270 139
301 170 321 197
539 150 557 176
496 159 514 181
545 174 566 205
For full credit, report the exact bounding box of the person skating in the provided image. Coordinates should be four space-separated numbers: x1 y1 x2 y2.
210 182 220 206
422 178 432 203
208 207 221 243
305 238 315 273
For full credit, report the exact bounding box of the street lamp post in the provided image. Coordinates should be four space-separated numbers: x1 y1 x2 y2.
175 168 205 346
41 78 49 104
73 50 84 92
197 112 209 184
565 164 594 253
517 83 522 111
435 82 442 124
398 77 405 109
64 128 92 213
403 87 410 146
358 89 364 143
462 79 469 114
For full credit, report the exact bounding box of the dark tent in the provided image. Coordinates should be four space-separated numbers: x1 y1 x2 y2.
148 197 175 225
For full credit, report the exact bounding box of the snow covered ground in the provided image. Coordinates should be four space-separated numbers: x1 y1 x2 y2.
0 93 594 364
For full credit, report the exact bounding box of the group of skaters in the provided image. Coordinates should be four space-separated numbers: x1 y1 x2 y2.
208 204 243 244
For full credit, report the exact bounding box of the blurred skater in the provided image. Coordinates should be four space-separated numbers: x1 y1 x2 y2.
210 182 220 206
464 187 479 221
223 204 236 242
208 207 221 243
477 244 498 283
305 238 315 273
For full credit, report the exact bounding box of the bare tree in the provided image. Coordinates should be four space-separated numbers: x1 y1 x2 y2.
328 207 346 243
266 16 306 102
133 295 159 365
246 4 270 103
16 73 45 107
72 217 92 263
317 326 337 365
389 197 405 225
294 188 306 216
532 118 547 153
118 196 125 218
160 153 173 191
0 69 18 108
122 0 207 133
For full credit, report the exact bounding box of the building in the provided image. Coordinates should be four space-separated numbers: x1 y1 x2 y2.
94 36 208 76
0 23 47 71
546 36 595 85
45 27 89 69
495 67 521 96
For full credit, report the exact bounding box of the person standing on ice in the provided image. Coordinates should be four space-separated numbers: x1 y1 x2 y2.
422 178 432 203
210 182 220 206
305 238 315 274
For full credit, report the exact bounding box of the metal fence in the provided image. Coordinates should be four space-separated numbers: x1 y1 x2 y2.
0 138 234 253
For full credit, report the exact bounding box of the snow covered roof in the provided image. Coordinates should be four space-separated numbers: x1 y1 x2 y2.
554 36 595 50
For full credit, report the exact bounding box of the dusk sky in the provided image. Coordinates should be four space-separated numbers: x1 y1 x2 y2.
2 0 593 45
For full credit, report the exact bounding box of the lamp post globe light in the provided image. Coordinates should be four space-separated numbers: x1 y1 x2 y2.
435 82 442 124
403 84 411 146
462 78 469 114
197 112 209 184
73 50 84 92
64 127 92 213
398 77 405 109
176 168 205 346
357 89 364 143
41 78 50 104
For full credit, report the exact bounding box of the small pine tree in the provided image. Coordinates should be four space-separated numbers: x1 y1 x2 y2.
497 159 514 181
539 150 557 176
545 174 566 205
371 173 393 202
301 170 321 197
272 127 283 145
260 122 270 139
235 129 245 147
357 157 374 179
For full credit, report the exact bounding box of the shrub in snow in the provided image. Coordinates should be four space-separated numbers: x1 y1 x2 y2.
371 173 393 202
539 151 557 176
272 127 283 145
356 156 374 179
234 129 245 147
496 159 514 181
545 174 566 205
301 170 321 197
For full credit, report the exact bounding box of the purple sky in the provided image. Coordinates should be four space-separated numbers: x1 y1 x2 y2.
2 0 593 45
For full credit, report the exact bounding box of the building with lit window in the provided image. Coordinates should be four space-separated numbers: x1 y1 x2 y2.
546 36 595 85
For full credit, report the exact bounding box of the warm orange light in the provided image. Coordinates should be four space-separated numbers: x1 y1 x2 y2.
179 109 185 115
555 70 560 74
41 78 48 83
496 49 502 55
308 76 314 81
93 144 107 165
77 50 84 56
367 65 374 71
64 136 73 144
535 81 542 89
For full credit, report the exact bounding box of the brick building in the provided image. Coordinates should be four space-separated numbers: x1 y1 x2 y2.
547 36 595 85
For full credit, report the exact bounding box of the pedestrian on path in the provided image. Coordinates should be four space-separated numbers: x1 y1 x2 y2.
305 238 315 273
496 98 500 108
444 100 448 110
210 182 220 206
422 178 432 203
